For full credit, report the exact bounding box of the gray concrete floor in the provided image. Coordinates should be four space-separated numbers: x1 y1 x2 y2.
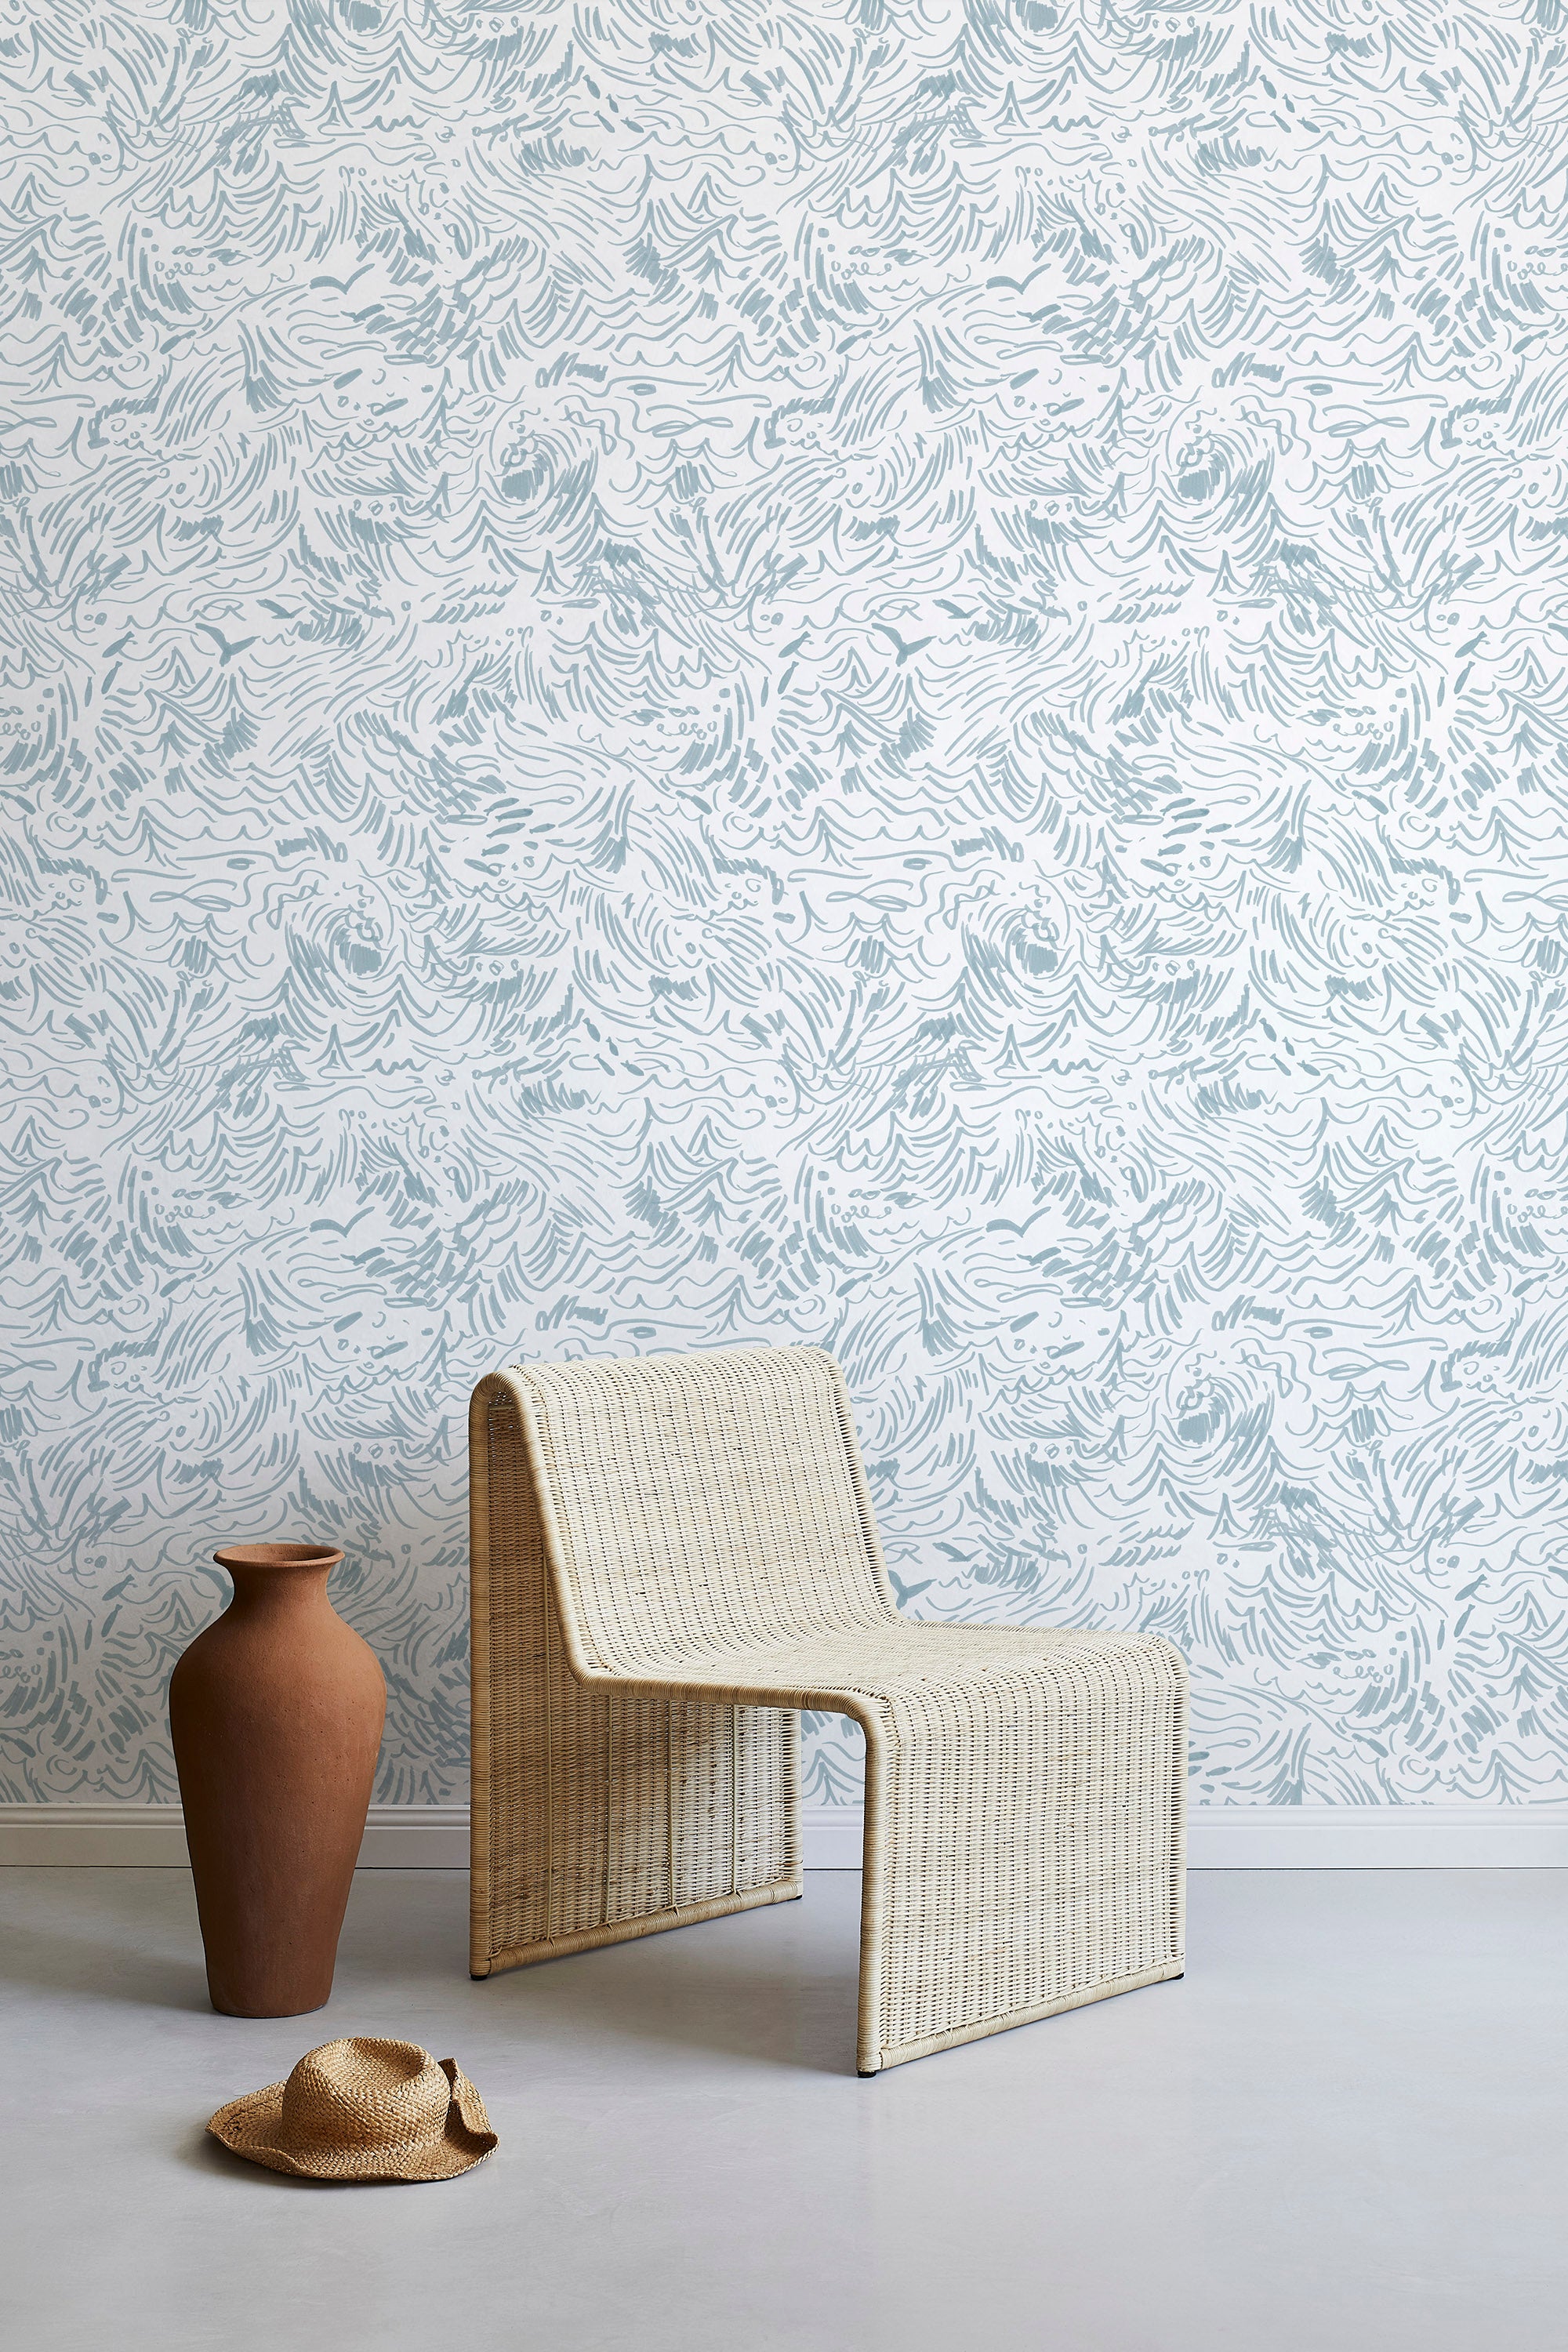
3 1867 1566 2351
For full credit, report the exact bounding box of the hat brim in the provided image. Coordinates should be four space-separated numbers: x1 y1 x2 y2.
209 2060 497 2183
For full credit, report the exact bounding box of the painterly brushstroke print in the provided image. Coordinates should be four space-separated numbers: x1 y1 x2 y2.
4 1 1568 1809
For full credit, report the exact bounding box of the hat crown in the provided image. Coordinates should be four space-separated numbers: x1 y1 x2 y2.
278 2038 448 2154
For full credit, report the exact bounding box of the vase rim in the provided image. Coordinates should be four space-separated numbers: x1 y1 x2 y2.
212 1543 344 1572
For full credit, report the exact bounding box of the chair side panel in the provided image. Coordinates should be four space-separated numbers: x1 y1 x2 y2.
474 1385 553 1962
473 1377 801 1973
546 1624 612 1939
603 1691 677 1925
737 1704 800 1890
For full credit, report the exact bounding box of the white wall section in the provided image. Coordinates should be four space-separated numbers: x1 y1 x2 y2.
4 4 1567 1824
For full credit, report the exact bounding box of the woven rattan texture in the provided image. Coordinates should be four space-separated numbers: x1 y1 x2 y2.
471 1373 800 1974
208 2038 497 2183
470 1346 1186 2071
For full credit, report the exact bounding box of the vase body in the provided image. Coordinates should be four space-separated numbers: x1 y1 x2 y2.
169 1544 387 2018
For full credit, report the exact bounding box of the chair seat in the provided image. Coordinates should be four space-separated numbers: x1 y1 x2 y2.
602 1618 1178 1709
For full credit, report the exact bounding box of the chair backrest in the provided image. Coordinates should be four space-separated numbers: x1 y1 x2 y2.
499 1345 898 1675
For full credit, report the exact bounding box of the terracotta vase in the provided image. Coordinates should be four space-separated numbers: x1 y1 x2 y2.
169 1543 386 2019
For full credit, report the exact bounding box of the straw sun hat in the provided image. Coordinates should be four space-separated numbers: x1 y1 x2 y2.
208 2038 498 2183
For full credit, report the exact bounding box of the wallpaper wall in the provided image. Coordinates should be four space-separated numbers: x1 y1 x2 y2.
5 1 1568 1813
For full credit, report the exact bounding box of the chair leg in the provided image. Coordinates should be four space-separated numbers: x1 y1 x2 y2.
854 1640 1187 2071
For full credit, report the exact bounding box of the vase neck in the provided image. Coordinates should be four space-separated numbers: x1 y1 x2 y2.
224 1563 336 1613
212 1544 344 1617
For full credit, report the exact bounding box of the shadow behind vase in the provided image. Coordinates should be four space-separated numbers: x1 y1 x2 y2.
169 1544 387 2018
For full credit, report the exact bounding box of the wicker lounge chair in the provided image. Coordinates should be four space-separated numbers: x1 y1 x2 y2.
470 1345 1186 2074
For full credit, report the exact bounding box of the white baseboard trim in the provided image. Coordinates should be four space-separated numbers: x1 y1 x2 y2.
5 1801 1568 1870
0 1803 470 1869
811 1804 1568 1869
805 1806 866 1870
1185 1802 1568 1870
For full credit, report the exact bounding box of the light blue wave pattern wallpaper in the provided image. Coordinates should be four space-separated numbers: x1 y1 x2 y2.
5 2 1568 1812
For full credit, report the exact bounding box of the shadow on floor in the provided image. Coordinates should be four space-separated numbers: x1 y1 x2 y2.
329 1869 866 2076
0 1914 210 2012
456 1906 863 2078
